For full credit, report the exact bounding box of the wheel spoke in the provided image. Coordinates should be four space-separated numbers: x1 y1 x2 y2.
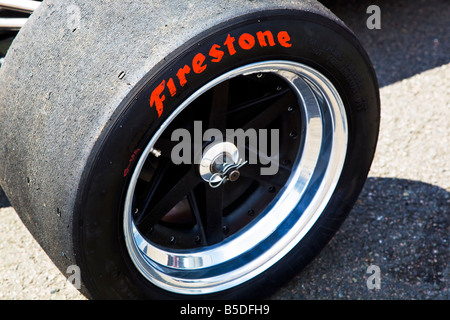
226 88 289 115
135 166 201 233
208 80 229 132
137 160 170 209
203 184 225 245
187 184 225 246
242 90 296 131
187 189 208 245
239 162 290 188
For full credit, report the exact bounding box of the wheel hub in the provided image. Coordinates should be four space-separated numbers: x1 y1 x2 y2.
198 141 244 186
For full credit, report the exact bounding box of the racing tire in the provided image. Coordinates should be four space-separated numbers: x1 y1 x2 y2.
0 0 379 299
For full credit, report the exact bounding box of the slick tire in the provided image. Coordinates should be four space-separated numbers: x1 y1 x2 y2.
0 0 379 299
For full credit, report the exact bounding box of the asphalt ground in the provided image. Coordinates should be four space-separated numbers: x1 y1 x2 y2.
0 0 448 300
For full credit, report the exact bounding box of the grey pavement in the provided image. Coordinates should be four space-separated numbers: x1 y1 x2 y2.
271 0 449 299
0 0 448 299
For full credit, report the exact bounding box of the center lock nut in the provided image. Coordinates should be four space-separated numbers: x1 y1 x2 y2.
199 141 244 186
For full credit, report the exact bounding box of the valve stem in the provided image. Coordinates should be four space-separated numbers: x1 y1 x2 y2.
150 148 161 158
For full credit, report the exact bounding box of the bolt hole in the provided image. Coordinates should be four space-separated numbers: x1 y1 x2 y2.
222 226 229 234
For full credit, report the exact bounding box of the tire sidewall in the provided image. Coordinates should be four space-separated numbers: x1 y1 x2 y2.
74 10 379 299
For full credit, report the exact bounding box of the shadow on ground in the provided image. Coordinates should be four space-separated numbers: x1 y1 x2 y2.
272 177 449 299
321 0 450 87
0 186 10 208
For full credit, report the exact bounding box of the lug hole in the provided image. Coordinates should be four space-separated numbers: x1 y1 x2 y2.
222 226 229 235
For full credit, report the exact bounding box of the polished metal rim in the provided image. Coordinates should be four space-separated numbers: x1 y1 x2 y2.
0 1 41 67
123 60 348 295
0 0 40 30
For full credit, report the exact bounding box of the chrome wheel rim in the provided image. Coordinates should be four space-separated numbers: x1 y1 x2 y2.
123 60 348 295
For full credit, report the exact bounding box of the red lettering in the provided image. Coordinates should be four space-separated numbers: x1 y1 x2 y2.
238 33 255 50
192 53 207 73
150 80 166 117
257 31 276 47
123 148 141 177
224 34 236 55
209 44 224 63
277 31 292 48
148 30 293 119
176 65 191 87
167 78 177 96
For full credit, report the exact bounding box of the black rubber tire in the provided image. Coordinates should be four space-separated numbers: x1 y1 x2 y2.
0 0 379 299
